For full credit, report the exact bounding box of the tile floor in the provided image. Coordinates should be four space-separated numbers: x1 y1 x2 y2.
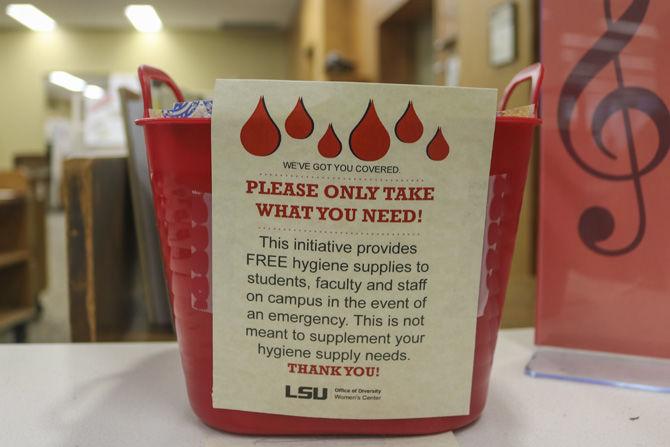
28 211 71 342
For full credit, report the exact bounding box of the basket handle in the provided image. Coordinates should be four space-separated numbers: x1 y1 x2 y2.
138 65 185 118
498 63 544 114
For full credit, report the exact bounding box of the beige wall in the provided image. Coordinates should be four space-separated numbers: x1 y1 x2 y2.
292 0 325 80
292 0 361 82
354 0 407 82
457 0 534 103
456 0 537 327
0 28 291 168
355 0 535 96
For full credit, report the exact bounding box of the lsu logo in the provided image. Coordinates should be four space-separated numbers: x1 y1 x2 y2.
284 385 328 400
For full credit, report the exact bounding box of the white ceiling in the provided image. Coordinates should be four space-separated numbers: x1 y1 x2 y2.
0 0 299 30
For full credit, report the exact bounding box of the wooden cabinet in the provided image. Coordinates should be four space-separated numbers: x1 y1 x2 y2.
0 171 36 341
14 154 50 299
63 153 175 342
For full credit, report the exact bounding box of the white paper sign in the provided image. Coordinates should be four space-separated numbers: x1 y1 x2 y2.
212 80 496 419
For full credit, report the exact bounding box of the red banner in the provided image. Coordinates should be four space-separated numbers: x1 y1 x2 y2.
537 0 670 358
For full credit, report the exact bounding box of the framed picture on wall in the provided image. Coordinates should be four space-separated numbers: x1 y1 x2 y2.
488 2 517 67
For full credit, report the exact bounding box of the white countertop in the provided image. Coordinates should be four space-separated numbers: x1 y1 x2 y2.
1 328 667 446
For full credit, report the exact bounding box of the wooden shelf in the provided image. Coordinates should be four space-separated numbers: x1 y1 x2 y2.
0 307 34 333
0 188 25 206
0 171 35 339
0 250 30 269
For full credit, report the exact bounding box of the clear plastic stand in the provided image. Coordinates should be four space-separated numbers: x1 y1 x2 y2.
525 347 670 393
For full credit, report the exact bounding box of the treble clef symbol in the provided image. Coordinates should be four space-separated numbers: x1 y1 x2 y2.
558 0 670 256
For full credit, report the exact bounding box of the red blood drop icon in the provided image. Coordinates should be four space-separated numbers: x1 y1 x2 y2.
426 127 450 161
318 124 342 158
240 96 281 156
349 100 391 161
394 101 423 143
284 97 314 139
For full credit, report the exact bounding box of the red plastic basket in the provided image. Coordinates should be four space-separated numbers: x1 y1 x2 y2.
136 64 543 435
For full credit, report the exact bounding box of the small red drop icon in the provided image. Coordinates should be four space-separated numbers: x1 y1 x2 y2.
349 100 391 161
426 127 450 161
318 124 342 158
394 101 423 143
240 96 281 156
284 97 314 139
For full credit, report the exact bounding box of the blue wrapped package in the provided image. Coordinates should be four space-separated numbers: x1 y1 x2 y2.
162 99 212 118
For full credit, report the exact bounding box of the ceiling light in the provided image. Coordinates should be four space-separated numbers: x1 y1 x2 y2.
6 4 56 31
125 5 162 32
84 85 105 100
49 71 86 92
